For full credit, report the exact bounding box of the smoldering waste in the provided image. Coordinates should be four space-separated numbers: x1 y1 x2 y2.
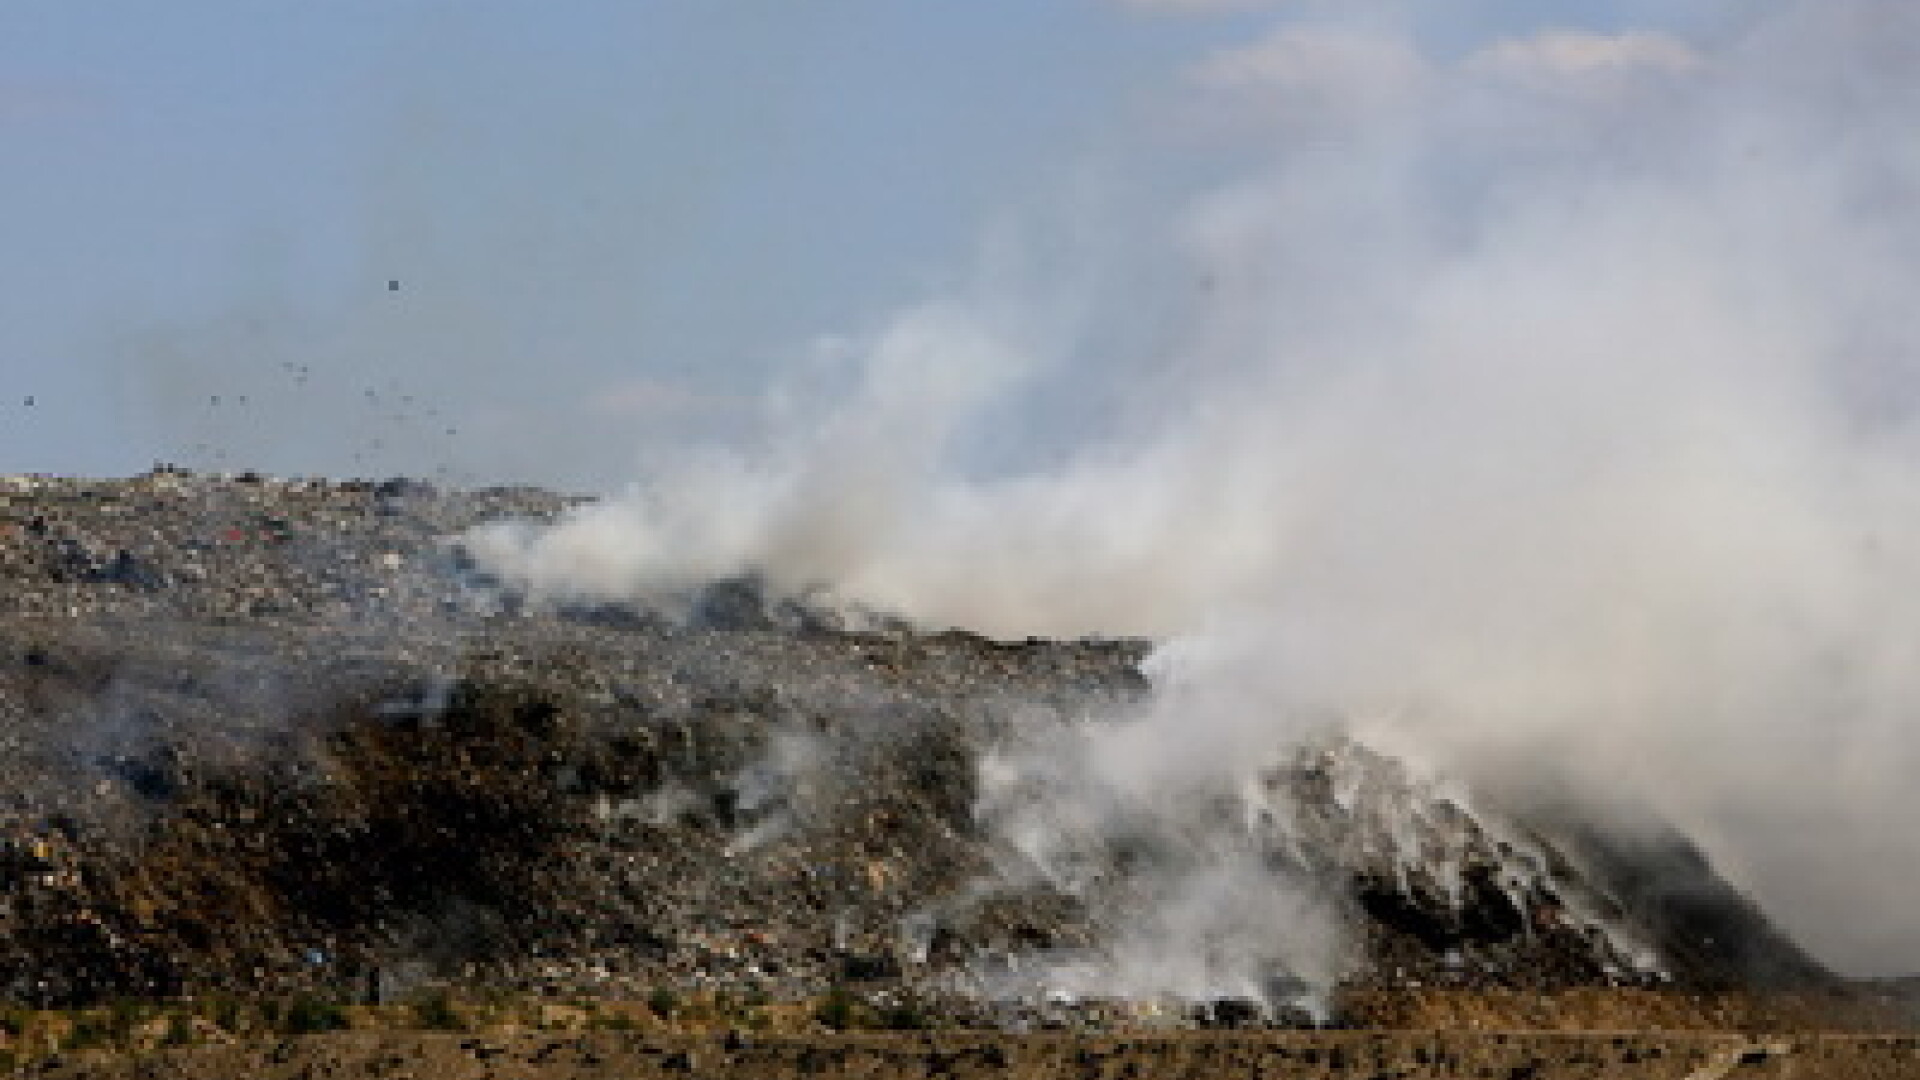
0 470 1831 1024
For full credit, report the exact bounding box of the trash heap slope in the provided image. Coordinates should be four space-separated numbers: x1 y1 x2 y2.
0 471 1831 1014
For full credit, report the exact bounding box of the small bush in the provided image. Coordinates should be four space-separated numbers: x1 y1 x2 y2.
162 1012 197 1047
410 991 464 1032
814 988 863 1032
647 988 679 1019
279 996 349 1035
64 1015 110 1051
879 1003 931 1031
0 1004 29 1036
107 999 150 1035
206 996 246 1034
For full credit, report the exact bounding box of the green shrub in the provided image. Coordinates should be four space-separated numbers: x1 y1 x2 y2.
279 996 349 1035
206 995 246 1034
0 1004 29 1036
162 1012 197 1047
107 1000 151 1040
879 1002 930 1031
64 1015 110 1051
814 988 863 1032
410 990 463 1032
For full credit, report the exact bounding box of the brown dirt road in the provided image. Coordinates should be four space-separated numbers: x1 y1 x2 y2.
22 1030 1920 1080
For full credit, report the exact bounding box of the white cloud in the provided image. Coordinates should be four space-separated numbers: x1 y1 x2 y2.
1189 25 1427 116
1466 29 1702 92
1179 22 1703 138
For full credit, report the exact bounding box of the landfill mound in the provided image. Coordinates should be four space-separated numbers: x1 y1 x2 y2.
0 471 1836 1021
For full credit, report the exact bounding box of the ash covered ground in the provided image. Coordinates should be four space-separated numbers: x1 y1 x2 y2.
0 469 1889 1033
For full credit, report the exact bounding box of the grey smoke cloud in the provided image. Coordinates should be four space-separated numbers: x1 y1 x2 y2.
470 2 1920 976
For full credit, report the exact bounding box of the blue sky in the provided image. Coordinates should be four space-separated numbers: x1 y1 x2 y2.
2 2 1732 486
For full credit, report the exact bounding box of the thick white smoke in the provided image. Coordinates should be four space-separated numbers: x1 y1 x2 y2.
470 2 1920 976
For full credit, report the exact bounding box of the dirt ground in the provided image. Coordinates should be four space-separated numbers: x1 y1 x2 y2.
20 1029 1920 1080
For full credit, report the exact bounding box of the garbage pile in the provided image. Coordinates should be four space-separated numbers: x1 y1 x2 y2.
0 470 1831 1019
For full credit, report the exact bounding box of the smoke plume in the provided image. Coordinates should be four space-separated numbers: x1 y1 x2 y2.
469 2 1920 977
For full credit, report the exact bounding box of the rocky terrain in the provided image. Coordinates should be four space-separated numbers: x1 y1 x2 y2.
0 470 1906 1073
